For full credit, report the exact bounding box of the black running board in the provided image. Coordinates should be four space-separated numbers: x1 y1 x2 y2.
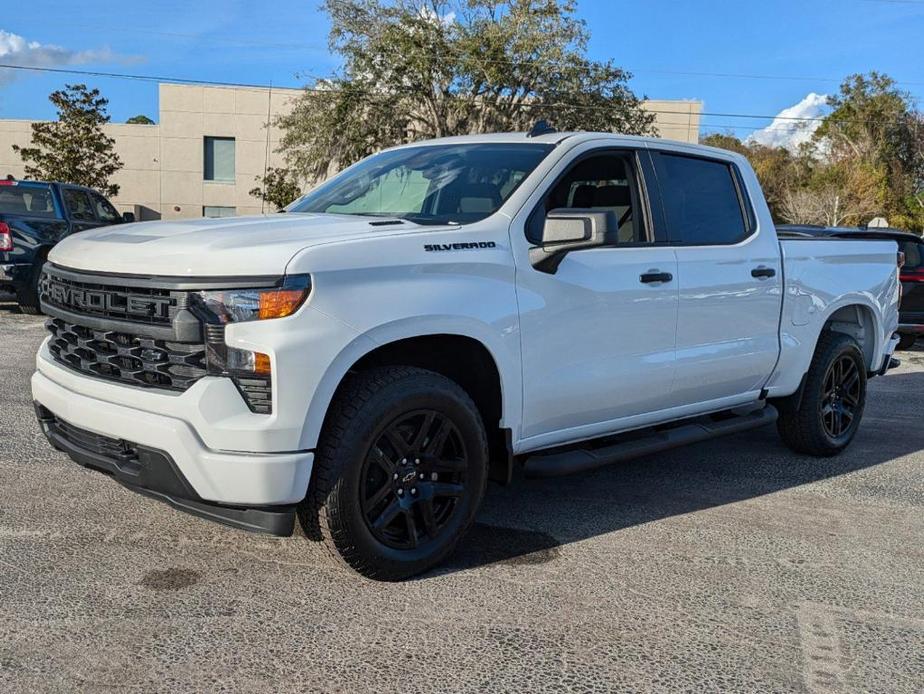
524 405 778 478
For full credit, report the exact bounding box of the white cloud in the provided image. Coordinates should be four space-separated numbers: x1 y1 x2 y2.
0 29 131 85
417 6 456 27
747 93 829 152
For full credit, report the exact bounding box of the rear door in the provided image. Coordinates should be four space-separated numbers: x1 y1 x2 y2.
650 149 783 406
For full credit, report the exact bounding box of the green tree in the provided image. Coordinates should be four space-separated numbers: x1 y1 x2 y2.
249 167 302 210
812 72 924 231
12 84 123 197
702 73 924 233
278 0 656 180
126 114 155 125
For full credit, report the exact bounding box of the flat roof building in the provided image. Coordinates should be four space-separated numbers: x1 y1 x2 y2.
0 83 701 220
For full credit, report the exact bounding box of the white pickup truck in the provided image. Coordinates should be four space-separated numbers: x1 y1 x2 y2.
32 130 900 580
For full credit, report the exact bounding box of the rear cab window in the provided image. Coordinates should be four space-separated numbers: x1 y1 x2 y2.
0 183 58 218
652 152 754 245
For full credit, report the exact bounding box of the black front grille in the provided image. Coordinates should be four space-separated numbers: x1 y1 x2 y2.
47 318 207 391
40 268 181 326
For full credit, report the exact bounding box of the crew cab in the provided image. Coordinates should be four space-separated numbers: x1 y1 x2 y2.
0 179 132 313
31 132 900 580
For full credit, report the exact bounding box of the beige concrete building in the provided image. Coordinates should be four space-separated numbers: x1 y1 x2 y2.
0 83 701 220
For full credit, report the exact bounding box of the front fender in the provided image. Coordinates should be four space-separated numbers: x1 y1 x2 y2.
296 316 521 451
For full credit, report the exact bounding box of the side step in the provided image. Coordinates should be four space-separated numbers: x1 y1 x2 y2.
524 405 778 478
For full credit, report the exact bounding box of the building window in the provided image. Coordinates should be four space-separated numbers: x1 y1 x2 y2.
204 136 235 182
203 206 236 218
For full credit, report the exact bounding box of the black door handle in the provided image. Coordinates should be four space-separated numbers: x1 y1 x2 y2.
640 271 673 284
751 266 776 279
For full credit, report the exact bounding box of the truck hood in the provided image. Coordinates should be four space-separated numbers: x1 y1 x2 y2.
48 213 420 277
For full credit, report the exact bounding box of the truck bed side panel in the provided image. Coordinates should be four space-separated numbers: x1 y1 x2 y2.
765 238 899 397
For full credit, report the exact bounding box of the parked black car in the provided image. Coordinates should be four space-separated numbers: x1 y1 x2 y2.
777 224 924 350
0 180 133 313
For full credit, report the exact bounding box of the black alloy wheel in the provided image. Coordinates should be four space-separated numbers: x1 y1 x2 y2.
360 410 468 550
775 331 867 457
820 355 861 438
301 366 488 580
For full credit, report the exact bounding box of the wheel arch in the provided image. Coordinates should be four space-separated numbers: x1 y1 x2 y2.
299 323 518 483
822 301 880 372
772 299 882 409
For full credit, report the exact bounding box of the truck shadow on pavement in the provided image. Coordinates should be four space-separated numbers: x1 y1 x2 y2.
440 369 924 576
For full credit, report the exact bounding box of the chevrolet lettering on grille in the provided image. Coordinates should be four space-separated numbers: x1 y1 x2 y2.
44 279 173 320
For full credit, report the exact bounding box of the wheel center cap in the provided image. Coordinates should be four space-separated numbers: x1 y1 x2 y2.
401 471 417 484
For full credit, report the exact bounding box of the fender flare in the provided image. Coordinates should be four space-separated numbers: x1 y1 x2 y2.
297 316 521 451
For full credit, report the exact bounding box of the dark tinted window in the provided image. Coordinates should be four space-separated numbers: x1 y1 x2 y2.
90 192 120 223
541 154 643 244
0 185 57 218
658 154 748 245
63 189 95 222
902 240 923 270
290 143 552 226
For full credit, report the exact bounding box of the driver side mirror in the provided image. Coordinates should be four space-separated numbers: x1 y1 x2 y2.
529 208 615 273
121 211 135 223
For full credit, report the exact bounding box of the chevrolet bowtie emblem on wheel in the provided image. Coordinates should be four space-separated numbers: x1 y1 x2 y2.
401 471 417 484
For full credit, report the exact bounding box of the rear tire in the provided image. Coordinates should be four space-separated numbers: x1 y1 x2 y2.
897 334 916 351
298 366 488 581
776 331 867 457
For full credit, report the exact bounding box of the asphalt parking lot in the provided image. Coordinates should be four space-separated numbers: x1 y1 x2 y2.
1 302 922 693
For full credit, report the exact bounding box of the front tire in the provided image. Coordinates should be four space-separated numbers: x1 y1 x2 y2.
16 258 45 315
776 331 867 456
299 366 488 581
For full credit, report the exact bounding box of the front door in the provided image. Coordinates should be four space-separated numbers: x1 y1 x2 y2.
61 187 103 233
514 149 679 448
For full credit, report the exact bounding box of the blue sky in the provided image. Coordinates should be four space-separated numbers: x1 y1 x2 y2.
1 0 922 143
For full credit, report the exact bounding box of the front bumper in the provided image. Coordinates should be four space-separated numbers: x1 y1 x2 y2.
35 404 297 536
32 367 314 510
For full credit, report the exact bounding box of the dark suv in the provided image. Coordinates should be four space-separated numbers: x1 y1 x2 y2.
777 225 924 349
0 180 133 313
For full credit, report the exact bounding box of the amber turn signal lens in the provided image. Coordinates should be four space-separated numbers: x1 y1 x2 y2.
258 289 308 320
253 351 272 376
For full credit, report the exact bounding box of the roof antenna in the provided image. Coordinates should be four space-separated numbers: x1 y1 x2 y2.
527 120 557 138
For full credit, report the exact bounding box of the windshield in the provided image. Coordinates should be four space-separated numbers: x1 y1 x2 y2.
287 143 553 225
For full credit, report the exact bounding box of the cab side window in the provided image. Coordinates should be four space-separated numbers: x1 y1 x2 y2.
655 154 751 245
90 192 120 224
63 189 95 222
542 154 644 244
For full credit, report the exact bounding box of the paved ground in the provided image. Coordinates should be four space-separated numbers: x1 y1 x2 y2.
1 301 922 693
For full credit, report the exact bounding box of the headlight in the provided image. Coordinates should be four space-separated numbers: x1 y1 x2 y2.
196 274 311 323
